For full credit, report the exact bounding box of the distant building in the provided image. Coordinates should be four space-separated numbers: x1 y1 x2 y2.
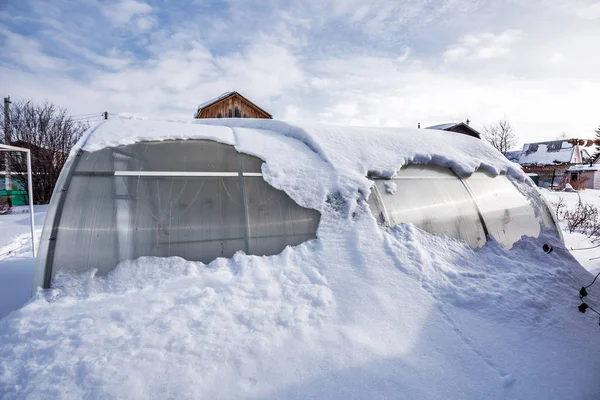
516 138 594 188
504 150 522 163
425 122 482 140
564 163 600 190
195 91 272 119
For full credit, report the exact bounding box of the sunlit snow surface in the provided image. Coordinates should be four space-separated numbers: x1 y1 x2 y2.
1 119 599 399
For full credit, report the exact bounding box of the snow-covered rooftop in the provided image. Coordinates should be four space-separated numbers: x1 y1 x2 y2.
1 118 599 399
196 91 235 111
518 140 581 165
504 150 522 162
425 122 458 130
566 164 600 171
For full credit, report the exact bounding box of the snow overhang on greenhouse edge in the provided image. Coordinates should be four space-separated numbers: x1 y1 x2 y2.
75 118 527 208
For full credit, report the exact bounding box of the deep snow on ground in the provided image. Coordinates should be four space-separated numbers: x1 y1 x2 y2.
542 189 600 275
0 119 599 399
0 206 45 319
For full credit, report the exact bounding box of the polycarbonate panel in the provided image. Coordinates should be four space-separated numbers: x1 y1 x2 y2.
37 139 320 287
371 165 486 247
244 176 320 255
124 176 246 262
51 176 119 274
463 171 541 249
238 153 263 173
76 140 240 172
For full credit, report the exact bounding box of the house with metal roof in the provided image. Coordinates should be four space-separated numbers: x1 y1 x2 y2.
425 121 482 139
516 138 594 188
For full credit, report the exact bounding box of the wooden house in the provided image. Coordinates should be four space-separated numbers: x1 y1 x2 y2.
195 91 272 119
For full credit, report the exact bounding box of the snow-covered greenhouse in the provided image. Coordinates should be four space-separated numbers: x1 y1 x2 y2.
34 118 563 290
12 117 599 399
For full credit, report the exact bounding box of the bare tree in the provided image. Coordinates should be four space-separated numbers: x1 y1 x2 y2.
1 100 87 204
556 132 568 140
483 119 518 154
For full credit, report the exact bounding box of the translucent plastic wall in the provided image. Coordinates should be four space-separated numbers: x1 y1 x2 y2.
34 140 320 289
368 165 561 248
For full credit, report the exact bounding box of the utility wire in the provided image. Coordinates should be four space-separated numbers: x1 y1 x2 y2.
71 116 104 122
578 271 600 326
584 272 600 290
71 116 103 120
69 112 102 118
544 242 600 253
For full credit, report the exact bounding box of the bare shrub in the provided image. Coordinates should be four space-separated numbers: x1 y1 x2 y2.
1 100 87 204
563 198 600 236
564 200 589 233
550 196 567 219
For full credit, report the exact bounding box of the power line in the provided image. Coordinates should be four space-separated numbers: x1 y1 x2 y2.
69 112 103 118
71 116 105 122
72 116 103 120
70 112 118 122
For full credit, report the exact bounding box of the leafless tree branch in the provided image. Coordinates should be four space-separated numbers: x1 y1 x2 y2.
483 119 518 154
1 100 87 204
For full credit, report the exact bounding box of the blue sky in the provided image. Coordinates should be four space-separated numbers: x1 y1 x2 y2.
1 0 599 146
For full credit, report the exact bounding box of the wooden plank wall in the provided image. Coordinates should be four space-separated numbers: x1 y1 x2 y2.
197 94 271 119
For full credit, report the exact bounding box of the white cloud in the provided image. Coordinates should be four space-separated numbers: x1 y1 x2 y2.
0 29 67 71
444 30 523 63
306 50 600 143
574 1 600 20
550 52 565 64
213 42 305 103
1 0 599 147
327 102 360 118
396 47 411 63
102 0 153 26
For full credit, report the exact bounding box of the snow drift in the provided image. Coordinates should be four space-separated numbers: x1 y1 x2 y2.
1 118 599 399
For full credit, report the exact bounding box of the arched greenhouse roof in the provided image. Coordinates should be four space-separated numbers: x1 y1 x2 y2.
34 117 560 290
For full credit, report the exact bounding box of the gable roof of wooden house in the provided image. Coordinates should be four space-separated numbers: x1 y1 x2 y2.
195 91 272 119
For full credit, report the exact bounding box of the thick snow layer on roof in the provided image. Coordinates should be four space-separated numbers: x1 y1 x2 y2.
81 119 236 152
82 118 521 174
1 118 599 399
196 91 235 111
567 164 600 171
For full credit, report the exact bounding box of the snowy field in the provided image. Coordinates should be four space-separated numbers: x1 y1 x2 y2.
0 206 46 319
0 119 599 399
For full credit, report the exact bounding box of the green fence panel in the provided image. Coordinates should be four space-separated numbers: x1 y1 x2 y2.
0 190 29 206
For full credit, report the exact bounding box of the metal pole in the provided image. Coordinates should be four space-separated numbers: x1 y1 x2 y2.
3 96 11 190
26 150 35 257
